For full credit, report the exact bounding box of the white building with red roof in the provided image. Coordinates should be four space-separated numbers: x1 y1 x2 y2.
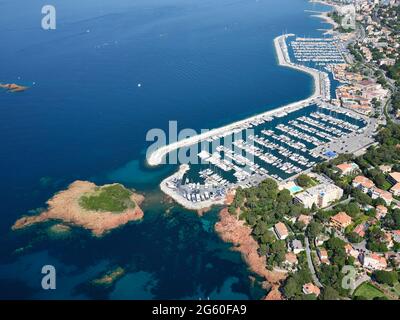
302 283 320 297
375 205 388 220
336 162 360 176
317 248 330 264
390 183 400 197
344 243 359 259
361 253 387 270
330 212 352 232
369 187 393 205
388 172 400 185
274 222 289 240
352 176 375 193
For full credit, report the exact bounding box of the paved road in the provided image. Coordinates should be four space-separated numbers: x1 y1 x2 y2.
352 274 370 294
305 236 323 288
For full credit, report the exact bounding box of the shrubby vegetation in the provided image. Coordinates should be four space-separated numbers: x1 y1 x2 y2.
296 174 315 188
80 184 135 212
228 179 310 267
373 270 398 286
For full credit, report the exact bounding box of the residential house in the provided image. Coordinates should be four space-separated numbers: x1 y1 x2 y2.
330 212 352 232
344 243 359 259
369 187 393 205
284 252 298 270
317 248 330 264
379 165 392 173
291 239 304 254
302 283 321 297
388 172 400 185
274 222 289 240
375 205 388 220
352 176 374 193
315 234 329 247
383 231 394 249
353 223 368 238
361 253 388 270
297 214 312 227
390 183 400 197
392 230 400 244
336 162 360 176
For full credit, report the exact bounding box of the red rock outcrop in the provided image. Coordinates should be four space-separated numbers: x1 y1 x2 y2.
215 208 287 290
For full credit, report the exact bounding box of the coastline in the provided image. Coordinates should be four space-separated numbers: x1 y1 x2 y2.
215 208 287 296
311 12 338 35
309 0 339 35
147 34 328 168
156 33 329 211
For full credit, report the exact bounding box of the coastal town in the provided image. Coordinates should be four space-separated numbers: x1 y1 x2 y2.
149 0 400 300
5 0 400 304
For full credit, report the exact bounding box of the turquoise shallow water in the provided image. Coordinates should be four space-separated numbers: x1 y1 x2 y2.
0 0 332 299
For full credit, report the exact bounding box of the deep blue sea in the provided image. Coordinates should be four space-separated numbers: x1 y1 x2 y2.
0 0 331 299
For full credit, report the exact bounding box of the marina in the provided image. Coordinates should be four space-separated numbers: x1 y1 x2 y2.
290 37 345 65
161 101 373 209
152 34 377 210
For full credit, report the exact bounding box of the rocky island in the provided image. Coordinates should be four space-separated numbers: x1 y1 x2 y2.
91 266 126 288
0 83 28 92
12 181 144 237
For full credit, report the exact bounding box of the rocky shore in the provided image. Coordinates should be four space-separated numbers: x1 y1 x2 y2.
12 181 144 237
215 208 287 295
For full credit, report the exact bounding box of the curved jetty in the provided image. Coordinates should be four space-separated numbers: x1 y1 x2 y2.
12 181 144 237
147 34 328 167
160 164 226 211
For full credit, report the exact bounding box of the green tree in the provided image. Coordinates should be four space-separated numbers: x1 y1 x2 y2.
307 221 323 239
297 174 314 188
374 270 398 286
283 277 300 299
321 286 340 300
347 232 363 244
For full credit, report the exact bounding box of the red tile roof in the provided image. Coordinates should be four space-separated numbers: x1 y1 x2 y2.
331 212 352 228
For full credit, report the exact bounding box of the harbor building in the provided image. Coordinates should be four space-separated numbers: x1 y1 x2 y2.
294 183 343 209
